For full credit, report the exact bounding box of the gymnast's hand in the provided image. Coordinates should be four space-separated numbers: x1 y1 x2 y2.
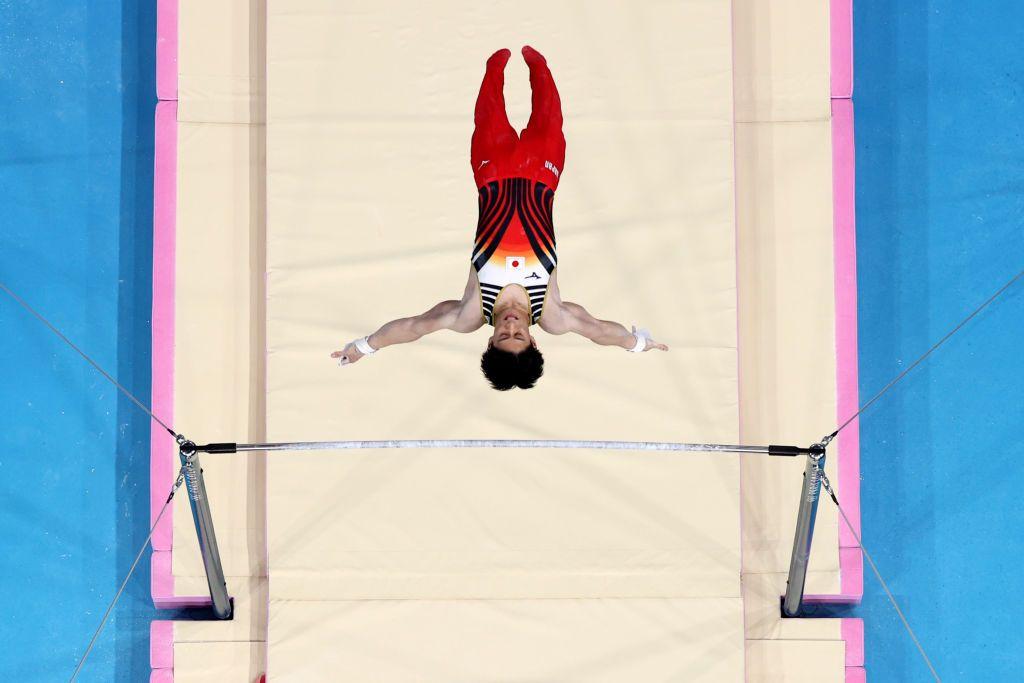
331 342 363 366
633 326 669 352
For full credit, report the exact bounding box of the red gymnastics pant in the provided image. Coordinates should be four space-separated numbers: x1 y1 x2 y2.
471 46 566 192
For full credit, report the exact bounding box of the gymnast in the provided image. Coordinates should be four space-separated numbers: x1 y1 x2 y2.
332 46 667 390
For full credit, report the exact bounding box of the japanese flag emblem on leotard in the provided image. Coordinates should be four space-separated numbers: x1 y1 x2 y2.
506 256 526 273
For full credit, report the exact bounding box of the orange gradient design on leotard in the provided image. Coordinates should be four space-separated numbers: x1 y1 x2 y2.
488 225 531 262
472 177 556 274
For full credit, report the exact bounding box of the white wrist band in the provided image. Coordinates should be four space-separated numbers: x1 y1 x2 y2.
354 336 377 355
629 326 651 353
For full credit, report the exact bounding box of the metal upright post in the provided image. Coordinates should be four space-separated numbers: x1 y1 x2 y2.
782 447 826 617
178 439 233 619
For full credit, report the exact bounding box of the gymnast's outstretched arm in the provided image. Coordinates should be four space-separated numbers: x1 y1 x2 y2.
538 271 668 352
331 266 484 365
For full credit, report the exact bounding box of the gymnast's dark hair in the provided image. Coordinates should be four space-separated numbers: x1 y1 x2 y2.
480 344 544 391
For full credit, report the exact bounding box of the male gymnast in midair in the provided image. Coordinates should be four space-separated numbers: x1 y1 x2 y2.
332 46 667 390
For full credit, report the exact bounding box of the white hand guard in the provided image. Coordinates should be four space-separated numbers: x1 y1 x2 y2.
629 326 651 353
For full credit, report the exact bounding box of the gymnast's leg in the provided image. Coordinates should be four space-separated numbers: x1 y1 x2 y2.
471 48 518 187
520 45 566 189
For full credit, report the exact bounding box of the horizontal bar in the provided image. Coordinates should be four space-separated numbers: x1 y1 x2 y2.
196 440 809 455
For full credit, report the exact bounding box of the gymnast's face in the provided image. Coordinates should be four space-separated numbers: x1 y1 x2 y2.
490 308 535 354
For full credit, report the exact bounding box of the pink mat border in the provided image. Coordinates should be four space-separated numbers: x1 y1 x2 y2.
831 0 853 98
150 99 177 677
152 3 212 678
825 2 864 677
152 99 210 606
832 93 866 683
156 0 177 101
804 96 862 606
150 621 174 682
151 99 177 564
150 99 211 678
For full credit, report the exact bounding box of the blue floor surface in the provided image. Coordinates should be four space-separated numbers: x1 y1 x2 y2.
0 2 190 681
0 1 1022 681
851 1 1024 680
